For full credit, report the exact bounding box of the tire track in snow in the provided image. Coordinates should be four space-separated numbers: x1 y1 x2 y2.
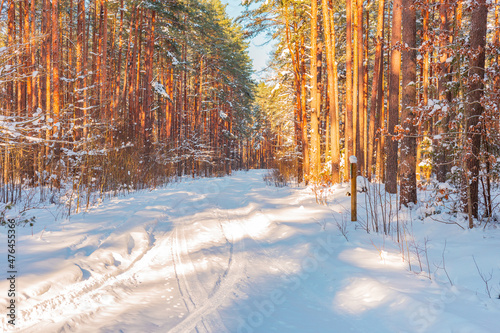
170 228 196 311
165 212 246 333
170 227 211 333
168 221 227 333
210 208 237 298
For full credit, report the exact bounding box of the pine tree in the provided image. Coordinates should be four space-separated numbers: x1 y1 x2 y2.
400 0 417 206
386 0 402 194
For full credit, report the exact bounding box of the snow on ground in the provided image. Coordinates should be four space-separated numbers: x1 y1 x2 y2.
1 170 499 332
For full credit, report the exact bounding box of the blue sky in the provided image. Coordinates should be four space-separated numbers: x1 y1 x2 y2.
219 0 274 79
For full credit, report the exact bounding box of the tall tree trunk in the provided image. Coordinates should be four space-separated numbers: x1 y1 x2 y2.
400 0 417 206
386 0 402 194
322 0 340 183
422 1 430 107
357 0 365 173
368 0 385 180
462 0 488 223
345 0 354 180
301 35 310 183
100 0 108 123
30 0 36 112
114 0 124 127
495 0 500 135
76 0 85 140
52 0 60 140
310 0 321 179
122 7 136 138
23 0 31 116
436 0 453 182
417 0 430 180
18 1 24 118
283 3 305 183
7 0 15 115
363 6 369 176
144 10 156 154
352 0 359 165
43 0 52 153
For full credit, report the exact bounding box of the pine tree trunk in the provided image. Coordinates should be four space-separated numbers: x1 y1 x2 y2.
7 0 15 115
144 10 155 154
462 0 488 222
113 0 124 129
122 7 136 138
301 35 310 183
352 0 359 165
310 0 321 179
356 0 365 173
283 4 305 183
368 0 385 180
322 0 340 183
400 0 417 206
345 0 354 180
386 0 402 194
76 0 84 140
52 0 60 136
436 0 453 182
23 0 31 116
100 1 108 123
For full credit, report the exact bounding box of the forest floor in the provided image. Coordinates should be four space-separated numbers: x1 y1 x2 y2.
1 170 499 332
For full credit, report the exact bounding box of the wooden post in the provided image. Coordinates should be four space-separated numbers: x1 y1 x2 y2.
350 156 357 221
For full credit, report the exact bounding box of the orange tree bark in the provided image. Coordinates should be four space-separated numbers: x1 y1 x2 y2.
386 0 402 194
310 0 321 179
345 0 354 180
400 0 417 206
322 0 340 183
463 0 488 222
368 0 385 180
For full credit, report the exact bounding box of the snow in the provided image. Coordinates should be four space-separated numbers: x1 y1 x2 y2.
152 81 171 100
219 111 228 119
1 170 499 332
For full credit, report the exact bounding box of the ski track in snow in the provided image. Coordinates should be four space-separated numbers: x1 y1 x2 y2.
165 209 245 333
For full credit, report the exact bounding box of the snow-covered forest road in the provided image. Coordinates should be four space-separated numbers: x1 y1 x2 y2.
1 170 499 332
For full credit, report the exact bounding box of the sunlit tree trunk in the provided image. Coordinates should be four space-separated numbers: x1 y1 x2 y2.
100 1 108 123
76 0 85 140
7 0 15 115
310 0 321 179
52 0 60 139
345 0 354 180
144 10 156 154
114 0 124 127
322 0 340 183
435 0 453 182
368 0 385 181
301 35 310 183
386 0 402 194
400 0 417 206
352 0 359 167
283 3 305 183
363 5 369 176
356 0 365 173
462 0 488 223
